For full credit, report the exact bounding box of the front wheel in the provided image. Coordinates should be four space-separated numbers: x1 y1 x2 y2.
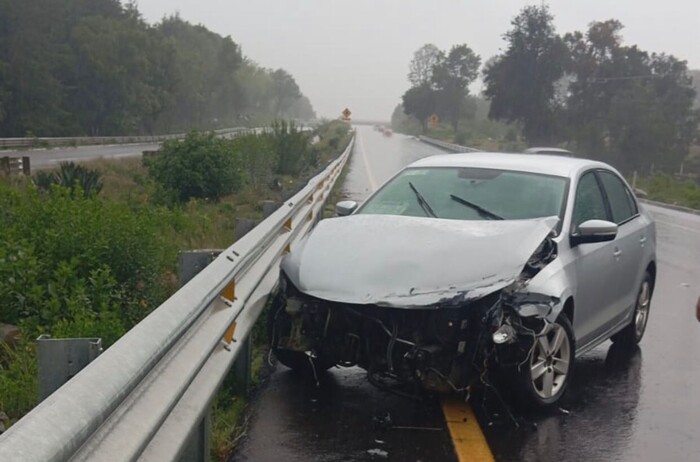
611 272 652 347
517 314 575 407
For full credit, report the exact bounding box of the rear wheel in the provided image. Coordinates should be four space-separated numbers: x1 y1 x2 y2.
611 272 652 346
517 314 574 407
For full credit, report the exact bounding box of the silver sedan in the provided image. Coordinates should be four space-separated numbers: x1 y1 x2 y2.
272 152 657 407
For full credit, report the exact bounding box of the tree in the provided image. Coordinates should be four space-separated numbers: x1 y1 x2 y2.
0 1 312 136
483 5 568 144
432 44 481 132
271 69 301 117
402 83 438 131
565 21 699 172
288 95 316 120
688 69 700 108
408 44 442 87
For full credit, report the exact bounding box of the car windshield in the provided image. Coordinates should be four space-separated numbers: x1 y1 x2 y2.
358 167 568 221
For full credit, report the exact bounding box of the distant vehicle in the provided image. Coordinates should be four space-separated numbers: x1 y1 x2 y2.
383 128 393 137
524 147 574 157
270 152 656 407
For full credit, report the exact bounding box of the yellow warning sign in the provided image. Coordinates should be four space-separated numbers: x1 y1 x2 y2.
429 113 439 128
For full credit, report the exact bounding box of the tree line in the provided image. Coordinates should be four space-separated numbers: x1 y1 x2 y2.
0 0 315 137
400 5 699 174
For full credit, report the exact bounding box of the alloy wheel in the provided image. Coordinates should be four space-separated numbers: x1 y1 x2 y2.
529 323 571 399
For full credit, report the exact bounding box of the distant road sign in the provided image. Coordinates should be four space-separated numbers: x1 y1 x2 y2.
429 113 439 128
341 108 352 120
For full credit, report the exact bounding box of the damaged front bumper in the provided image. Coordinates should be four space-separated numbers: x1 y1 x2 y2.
272 272 561 395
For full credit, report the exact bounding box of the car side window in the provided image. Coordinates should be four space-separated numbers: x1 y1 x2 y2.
598 170 638 224
572 172 608 232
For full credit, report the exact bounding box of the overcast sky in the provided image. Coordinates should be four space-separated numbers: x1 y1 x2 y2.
136 0 700 121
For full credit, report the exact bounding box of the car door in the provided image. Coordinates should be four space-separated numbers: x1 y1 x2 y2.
569 171 618 348
597 170 646 327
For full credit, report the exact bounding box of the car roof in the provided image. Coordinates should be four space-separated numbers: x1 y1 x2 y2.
408 152 613 178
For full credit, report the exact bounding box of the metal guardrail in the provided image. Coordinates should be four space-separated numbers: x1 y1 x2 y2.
418 135 481 153
0 127 251 150
0 136 355 462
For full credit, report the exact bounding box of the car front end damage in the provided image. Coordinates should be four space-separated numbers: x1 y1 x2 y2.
270 215 564 397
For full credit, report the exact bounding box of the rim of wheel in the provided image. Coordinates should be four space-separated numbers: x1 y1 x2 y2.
634 280 651 340
530 323 571 399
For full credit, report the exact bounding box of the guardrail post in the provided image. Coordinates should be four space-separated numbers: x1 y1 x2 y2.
234 218 257 241
178 250 222 286
259 200 279 218
36 335 103 402
233 336 253 394
179 412 211 462
178 250 221 462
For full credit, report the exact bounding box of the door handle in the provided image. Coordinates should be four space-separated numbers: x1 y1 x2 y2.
613 248 622 258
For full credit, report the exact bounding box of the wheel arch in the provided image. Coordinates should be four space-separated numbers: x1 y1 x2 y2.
646 260 656 293
562 297 575 325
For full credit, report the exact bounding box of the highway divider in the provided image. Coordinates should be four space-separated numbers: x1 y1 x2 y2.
0 134 355 462
418 135 480 153
0 127 253 151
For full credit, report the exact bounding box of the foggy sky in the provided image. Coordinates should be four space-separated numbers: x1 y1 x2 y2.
136 0 700 121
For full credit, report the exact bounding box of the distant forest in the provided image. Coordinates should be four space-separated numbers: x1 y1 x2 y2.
0 0 315 137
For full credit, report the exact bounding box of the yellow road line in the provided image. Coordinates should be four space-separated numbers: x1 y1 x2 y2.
357 130 378 191
441 397 495 462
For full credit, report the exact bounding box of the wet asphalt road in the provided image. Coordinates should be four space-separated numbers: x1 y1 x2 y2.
233 126 700 461
4 142 161 170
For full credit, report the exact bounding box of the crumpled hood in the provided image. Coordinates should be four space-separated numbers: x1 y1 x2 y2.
282 214 559 308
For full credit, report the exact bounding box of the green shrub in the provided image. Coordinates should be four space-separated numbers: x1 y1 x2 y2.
270 120 310 176
231 133 276 189
637 173 700 209
33 162 104 198
144 131 244 202
0 341 37 420
0 184 178 330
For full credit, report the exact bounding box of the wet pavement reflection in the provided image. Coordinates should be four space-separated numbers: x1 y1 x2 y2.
232 367 456 462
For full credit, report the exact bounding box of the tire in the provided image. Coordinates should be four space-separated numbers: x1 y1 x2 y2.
267 292 334 372
517 314 575 407
611 272 652 347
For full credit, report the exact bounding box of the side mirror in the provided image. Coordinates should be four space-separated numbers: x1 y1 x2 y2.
570 219 618 246
335 200 358 217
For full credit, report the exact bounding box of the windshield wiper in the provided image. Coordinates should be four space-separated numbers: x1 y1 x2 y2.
408 182 438 218
449 194 503 220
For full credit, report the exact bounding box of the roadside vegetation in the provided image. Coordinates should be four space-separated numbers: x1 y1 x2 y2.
0 121 352 452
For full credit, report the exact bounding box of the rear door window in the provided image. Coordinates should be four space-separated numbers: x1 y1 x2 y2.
598 170 638 224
